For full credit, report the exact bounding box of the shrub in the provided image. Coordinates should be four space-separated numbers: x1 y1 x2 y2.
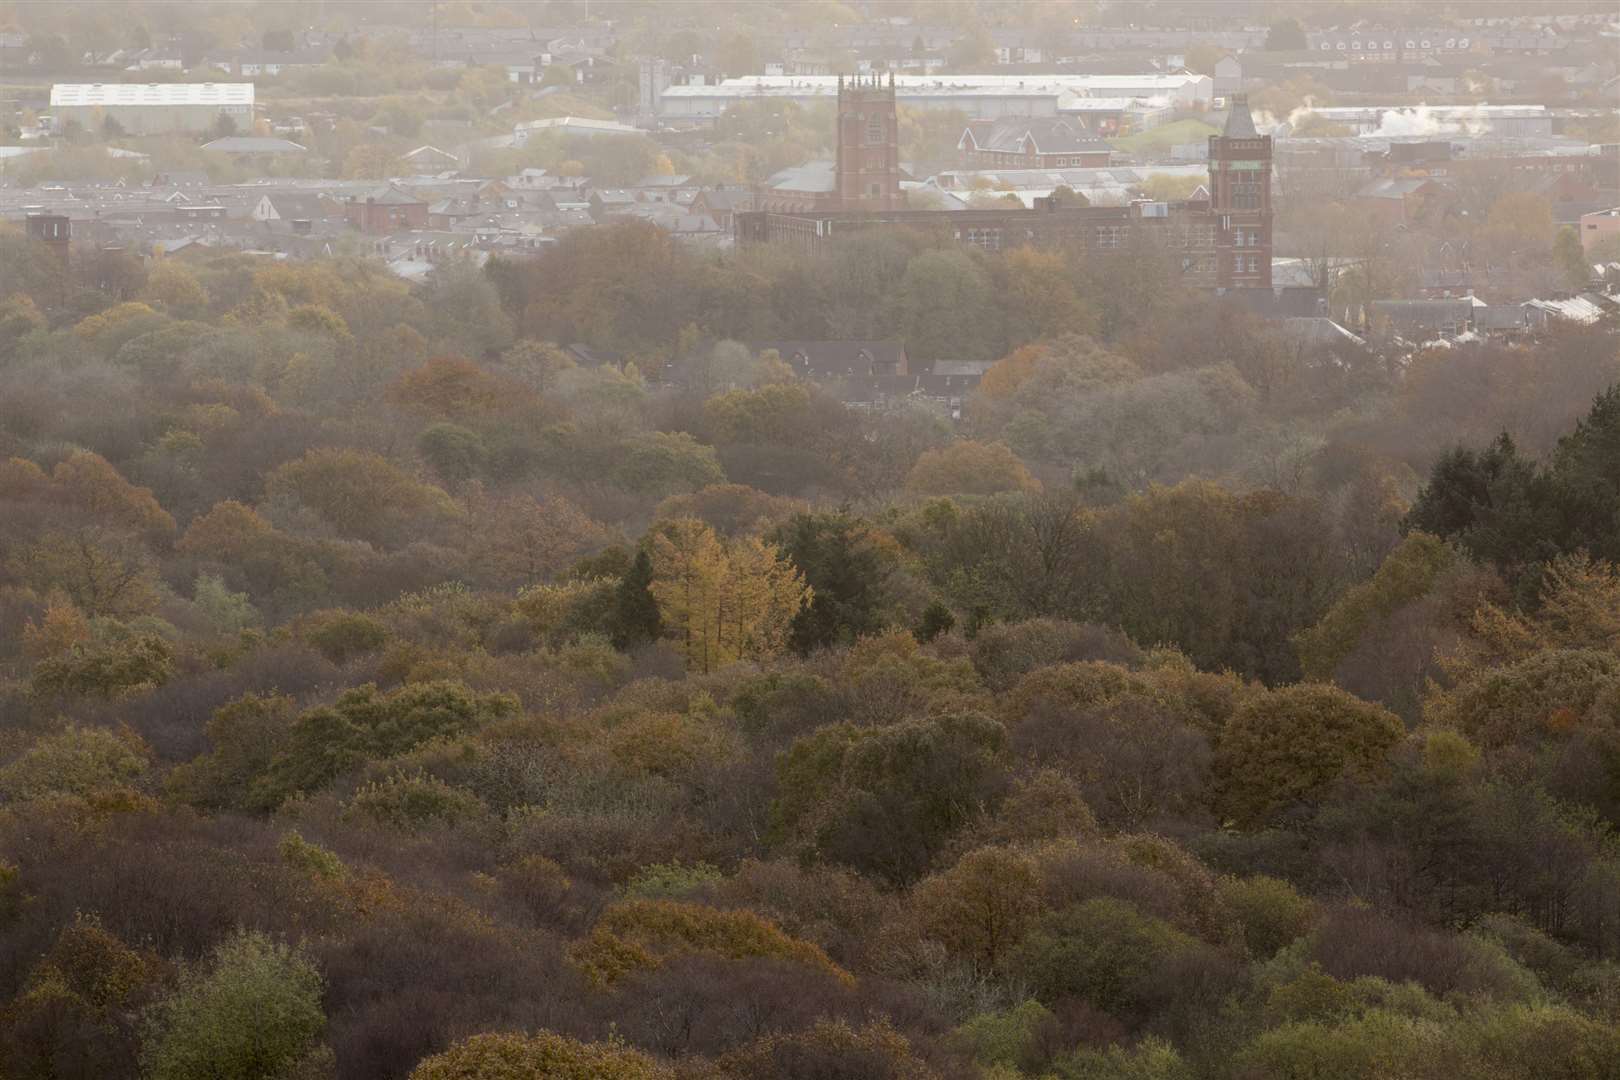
345 771 488 833
409 1031 670 1080
624 859 725 900
300 609 391 664
568 898 854 989
31 635 175 699
1007 897 1196 1014
0 724 148 800
1219 874 1317 958
713 1019 936 1080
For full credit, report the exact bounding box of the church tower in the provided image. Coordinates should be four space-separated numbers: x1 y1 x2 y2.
835 72 902 211
1207 94 1273 290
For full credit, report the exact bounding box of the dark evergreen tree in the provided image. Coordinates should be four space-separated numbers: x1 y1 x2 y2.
608 549 662 650
771 512 887 654
1548 385 1620 563
1404 432 1552 585
916 601 955 642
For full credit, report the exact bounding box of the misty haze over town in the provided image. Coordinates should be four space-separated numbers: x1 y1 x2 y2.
0 2 1618 1078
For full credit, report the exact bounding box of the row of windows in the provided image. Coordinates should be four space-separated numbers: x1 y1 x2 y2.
950 221 1242 255
1319 37 1468 50
1229 182 1263 210
980 151 1101 168
1233 254 1261 274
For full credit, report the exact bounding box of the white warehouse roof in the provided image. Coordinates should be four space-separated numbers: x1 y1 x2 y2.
661 72 1210 101
51 83 255 108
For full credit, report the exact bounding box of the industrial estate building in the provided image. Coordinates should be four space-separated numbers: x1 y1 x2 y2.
48 83 254 135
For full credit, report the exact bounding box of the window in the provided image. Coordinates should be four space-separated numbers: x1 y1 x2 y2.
1234 253 1245 273
1231 181 1262 210
865 115 885 144
963 226 1002 250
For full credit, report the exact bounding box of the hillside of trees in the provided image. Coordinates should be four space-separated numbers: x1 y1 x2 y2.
1 221 1620 1079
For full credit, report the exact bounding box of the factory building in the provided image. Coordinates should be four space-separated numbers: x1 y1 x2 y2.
48 83 255 135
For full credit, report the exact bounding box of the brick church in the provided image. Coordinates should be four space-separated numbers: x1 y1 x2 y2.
738 74 1273 292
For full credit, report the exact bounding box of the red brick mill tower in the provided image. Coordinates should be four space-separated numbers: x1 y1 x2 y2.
835 72 903 211
1208 94 1273 290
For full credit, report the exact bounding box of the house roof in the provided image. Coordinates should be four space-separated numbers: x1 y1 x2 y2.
260 193 335 218
403 145 459 162
1278 317 1365 347
768 161 836 194
353 185 425 206
202 136 308 154
695 188 743 211
1356 177 1438 199
1371 299 1474 327
750 340 907 376
961 117 1110 156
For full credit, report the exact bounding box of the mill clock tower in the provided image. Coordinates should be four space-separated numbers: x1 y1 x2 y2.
835 72 903 211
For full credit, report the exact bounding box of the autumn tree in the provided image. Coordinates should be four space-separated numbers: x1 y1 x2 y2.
568 898 852 988
409 1031 670 1080
139 261 209 319
467 490 609 590
906 441 1039 497
262 448 459 547
648 518 810 673
914 845 1044 973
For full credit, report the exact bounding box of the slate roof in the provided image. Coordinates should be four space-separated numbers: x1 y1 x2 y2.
1356 177 1439 199
750 340 907 378
768 161 836 194
961 118 1110 156
353 185 425 206
1371 299 1474 329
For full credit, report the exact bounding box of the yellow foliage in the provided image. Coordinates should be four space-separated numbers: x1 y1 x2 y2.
568 898 855 989
409 1031 671 1080
649 518 811 674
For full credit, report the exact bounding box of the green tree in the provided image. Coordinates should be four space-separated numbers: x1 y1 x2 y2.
256 681 518 809
1215 684 1404 826
1008 897 1196 1013
140 930 324 1080
895 249 1001 364
771 512 890 653
1553 226 1590 288
608 548 663 649
1266 18 1307 50
0 724 148 801
772 711 1008 885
